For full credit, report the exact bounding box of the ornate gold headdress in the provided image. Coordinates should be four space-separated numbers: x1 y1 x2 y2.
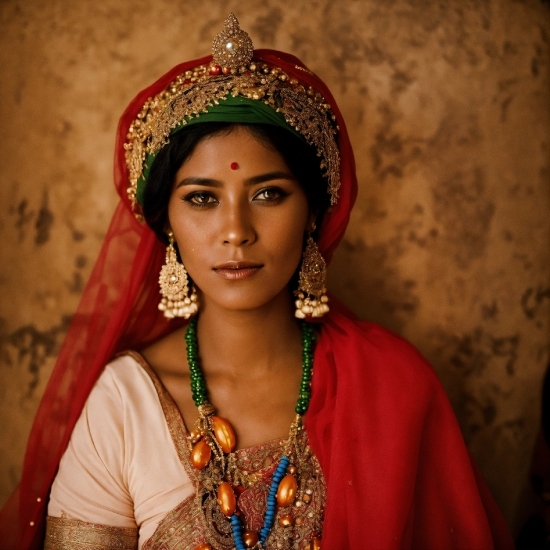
124 14 341 217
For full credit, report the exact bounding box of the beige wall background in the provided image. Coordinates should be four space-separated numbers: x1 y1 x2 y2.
0 0 548 536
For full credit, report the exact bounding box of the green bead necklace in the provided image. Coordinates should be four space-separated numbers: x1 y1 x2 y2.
185 317 316 413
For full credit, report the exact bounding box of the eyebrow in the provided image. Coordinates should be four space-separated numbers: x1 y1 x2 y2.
174 171 296 189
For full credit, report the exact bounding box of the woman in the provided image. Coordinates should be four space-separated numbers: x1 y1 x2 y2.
0 14 514 550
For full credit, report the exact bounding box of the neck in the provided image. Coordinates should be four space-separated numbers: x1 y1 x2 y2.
195 290 303 379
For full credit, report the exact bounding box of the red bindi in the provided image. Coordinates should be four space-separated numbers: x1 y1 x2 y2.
230 162 239 170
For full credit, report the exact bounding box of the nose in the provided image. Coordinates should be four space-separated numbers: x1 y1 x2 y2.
221 200 256 247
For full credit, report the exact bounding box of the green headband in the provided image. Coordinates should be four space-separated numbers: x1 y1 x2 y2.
136 95 304 206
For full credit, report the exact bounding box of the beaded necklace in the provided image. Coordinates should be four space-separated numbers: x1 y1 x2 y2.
185 317 318 550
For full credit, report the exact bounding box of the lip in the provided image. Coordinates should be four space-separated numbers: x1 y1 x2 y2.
213 261 264 280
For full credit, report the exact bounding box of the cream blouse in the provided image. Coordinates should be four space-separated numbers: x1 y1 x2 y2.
48 353 194 548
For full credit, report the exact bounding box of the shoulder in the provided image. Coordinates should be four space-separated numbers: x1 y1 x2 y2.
319 310 435 374
48 353 156 517
318 310 442 401
81 352 162 434
49 351 192 526
65 351 177 472
91 351 155 401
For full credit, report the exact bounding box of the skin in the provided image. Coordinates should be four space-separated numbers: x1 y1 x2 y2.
142 126 315 449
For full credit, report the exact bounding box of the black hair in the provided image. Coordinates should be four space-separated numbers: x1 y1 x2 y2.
142 122 330 243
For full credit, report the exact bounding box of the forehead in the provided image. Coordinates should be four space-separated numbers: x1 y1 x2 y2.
176 126 289 176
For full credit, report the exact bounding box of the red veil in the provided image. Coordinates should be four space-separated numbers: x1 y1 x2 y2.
0 50 513 549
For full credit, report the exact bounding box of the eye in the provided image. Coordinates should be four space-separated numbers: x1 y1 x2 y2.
183 191 218 208
253 187 288 203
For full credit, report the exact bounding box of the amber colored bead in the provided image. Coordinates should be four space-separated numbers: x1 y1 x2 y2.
222 66 232 75
242 530 259 548
303 493 311 503
209 65 221 75
288 465 297 475
212 416 236 453
194 544 212 550
295 516 303 526
276 474 298 507
191 439 211 470
217 482 237 516
279 513 295 527
308 536 321 550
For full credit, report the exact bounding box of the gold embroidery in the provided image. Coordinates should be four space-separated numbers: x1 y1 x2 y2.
45 516 137 550
141 497 204 550
123 351 327 550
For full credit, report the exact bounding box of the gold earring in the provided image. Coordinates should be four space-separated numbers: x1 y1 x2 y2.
295 226 329 319
158 232 199 319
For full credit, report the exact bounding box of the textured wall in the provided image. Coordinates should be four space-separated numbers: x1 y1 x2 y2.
0 0 548 535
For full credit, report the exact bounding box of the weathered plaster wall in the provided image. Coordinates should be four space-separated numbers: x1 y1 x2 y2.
0 0 548 535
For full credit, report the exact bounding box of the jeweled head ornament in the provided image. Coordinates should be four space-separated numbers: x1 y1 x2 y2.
211 13 254 69
124 14 341 218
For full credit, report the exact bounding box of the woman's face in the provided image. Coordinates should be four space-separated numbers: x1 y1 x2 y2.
167 126 312 314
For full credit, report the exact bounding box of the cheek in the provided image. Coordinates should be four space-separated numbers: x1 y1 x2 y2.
172 226 211 270
278 223 305 258
278 237 305 287
263 210 308 270
168 209 208 266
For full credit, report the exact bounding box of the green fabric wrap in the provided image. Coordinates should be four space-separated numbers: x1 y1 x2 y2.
136 95 304 206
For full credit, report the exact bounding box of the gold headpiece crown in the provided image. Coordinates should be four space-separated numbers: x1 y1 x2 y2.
124 14 341 218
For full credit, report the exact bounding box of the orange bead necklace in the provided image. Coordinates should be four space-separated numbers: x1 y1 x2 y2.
185 318 317 549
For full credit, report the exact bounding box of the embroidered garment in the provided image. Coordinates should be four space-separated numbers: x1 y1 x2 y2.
46 352 326 549
45 517 138 550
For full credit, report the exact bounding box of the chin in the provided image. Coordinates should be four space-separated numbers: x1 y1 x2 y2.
199 286 293 314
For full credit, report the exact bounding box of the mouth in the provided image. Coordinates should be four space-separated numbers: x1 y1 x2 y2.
213 261 264 280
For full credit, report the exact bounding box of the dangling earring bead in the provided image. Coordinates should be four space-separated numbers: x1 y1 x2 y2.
158 232 198 319
295 225 329 319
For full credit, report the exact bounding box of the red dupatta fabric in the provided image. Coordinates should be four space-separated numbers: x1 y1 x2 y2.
0 49 513 549
308 306 514 549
